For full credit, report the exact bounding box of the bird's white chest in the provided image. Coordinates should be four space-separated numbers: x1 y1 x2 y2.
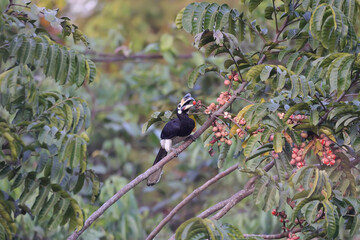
160 136 187 152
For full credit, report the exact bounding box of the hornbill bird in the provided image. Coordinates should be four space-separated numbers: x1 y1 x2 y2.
147 93 196 186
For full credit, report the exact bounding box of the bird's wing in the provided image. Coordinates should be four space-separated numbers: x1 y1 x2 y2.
160 118 181 139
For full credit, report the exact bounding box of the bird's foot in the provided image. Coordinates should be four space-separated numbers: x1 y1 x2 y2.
186 135 196 142
171 147 180 157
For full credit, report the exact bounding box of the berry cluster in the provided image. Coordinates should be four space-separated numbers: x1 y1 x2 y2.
277 112 307 125
205 102 217 114
216 91 231 106
290 143 306 168
271 209 288 223
212 122 232 146
233 117 247 138
287 114 307 125
317 134 337 166
224 73 240 85
287 233 300 240
204 91 232 114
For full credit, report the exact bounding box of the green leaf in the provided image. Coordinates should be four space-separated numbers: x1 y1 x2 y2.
323 200 339 238
66 49 76 84
45 44 59 78
244 134 261 157
310 109 320 126
203 3 220 31
175 7 185 29
75 54 86 87
182 3 199 33
263 182 277 211
31 184 50 216
188 63 218 88
310 4 328 40
37 192 60 222
291 196 323 222
259 65 273 81
253 176 269 205
56 47 69 84
273 132 283 153
290 75 300 99
264 6 274 19
303 200 320 224
192 2 210 34
249 0 264 12
218 143 231 168
215 4 230 31
69 137 81 168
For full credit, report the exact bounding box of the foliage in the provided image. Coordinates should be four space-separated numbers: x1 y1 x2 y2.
171 0 360 238
0 1 98 238
175 217 244 240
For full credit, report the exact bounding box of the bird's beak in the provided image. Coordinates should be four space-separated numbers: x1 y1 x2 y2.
180 93 195 111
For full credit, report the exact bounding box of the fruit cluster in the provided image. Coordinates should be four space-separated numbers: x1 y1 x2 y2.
216 91 231 106
224 73 240 85
204 91 232 114
277 112 307 125
233 117 247 138
271 209 288 223
287 114 307 125
205 102 217 114
290 143 306 168
212 122 232 146
317 134 337 166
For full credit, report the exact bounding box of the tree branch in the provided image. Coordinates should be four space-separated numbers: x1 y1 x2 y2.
211 161 274 220
243 228 301 239
88 52 192 63
67 82 249 240
146 163 239 240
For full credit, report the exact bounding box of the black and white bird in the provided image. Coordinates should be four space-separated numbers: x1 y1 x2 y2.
147 93 196 186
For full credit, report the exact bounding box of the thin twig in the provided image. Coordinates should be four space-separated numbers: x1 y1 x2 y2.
223 44 244 82
146 163 239 240
315 94 327 112
272 0 279 33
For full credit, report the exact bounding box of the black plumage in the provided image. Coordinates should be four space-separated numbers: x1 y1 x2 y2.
147 94 195 186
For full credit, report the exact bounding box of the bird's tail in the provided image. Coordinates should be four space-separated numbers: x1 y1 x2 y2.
147 147 167 186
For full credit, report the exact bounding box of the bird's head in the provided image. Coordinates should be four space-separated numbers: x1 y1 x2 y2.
177 93 196 115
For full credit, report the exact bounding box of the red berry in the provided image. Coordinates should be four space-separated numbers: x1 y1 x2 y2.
192 100 196 105
224 80 231 85
272 209 277 215
228 74 233 79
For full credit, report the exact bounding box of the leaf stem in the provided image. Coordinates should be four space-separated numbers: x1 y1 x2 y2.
223 44 244 82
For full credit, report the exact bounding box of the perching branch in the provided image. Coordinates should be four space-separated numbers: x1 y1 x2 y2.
147 163 240 240
67 82 249 240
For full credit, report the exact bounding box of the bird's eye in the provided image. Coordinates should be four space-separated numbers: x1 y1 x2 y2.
178 104 181 108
